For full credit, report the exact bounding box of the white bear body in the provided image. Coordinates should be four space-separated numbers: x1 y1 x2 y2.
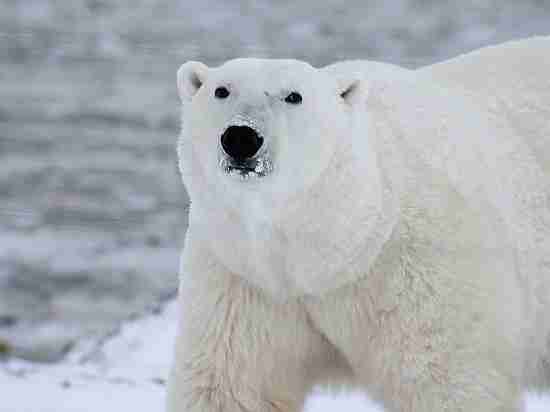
169 37 550 411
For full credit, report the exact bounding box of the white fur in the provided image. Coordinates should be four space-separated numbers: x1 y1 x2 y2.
168 37 550 412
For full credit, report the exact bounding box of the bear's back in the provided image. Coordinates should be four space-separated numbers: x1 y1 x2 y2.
420 36 550 177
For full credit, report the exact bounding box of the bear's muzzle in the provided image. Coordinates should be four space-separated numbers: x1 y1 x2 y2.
221 125 264 161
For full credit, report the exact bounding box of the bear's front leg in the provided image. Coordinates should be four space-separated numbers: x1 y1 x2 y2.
304 208 526 412
308 273 525 412
167 240 336 412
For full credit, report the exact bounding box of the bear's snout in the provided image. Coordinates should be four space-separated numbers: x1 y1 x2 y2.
221 126 264 161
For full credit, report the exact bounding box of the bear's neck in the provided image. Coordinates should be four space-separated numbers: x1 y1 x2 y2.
269 135 400 297
189 129 401 301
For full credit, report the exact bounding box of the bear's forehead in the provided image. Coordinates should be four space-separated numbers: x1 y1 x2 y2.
213 58 316 90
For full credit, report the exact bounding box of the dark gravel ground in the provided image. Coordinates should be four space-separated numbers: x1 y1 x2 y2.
1 0 549 362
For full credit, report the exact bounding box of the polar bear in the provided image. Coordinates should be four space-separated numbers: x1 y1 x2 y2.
168 36 550 412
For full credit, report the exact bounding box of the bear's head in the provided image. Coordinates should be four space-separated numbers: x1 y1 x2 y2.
177 58 395 298
177 59 367 209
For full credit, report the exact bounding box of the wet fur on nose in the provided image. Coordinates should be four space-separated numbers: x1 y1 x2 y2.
221 125 264 161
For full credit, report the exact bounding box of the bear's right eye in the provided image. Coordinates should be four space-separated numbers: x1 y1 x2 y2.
215 86 230 99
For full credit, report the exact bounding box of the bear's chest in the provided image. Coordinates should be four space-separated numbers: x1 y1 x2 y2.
208 212 311 297
202 201 391 300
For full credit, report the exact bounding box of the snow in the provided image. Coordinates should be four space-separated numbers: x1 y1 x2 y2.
0 302 176 412
0 370 163 412
1 300 549 412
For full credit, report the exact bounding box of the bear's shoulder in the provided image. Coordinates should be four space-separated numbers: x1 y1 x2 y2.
321 60 411 85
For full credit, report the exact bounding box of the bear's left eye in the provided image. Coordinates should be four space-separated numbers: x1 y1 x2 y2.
284 92 302 105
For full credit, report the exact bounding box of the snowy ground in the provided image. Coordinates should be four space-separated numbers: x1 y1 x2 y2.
1 301 549 412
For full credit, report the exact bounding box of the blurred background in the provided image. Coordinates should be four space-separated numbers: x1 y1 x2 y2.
1 0 550 365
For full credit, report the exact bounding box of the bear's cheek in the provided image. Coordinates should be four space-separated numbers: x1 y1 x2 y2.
281 131 337 188
184 126 220 183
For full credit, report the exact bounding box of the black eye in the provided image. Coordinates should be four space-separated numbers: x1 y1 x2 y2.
215 86 230 99
284 91 302 105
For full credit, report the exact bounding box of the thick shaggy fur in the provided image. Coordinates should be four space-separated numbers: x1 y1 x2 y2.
168 37 550 411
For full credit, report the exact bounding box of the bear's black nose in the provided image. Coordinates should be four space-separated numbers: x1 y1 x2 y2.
221 126 264 161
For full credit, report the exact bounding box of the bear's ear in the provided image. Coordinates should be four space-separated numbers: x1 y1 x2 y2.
336 74 367 106
177 61 209 102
